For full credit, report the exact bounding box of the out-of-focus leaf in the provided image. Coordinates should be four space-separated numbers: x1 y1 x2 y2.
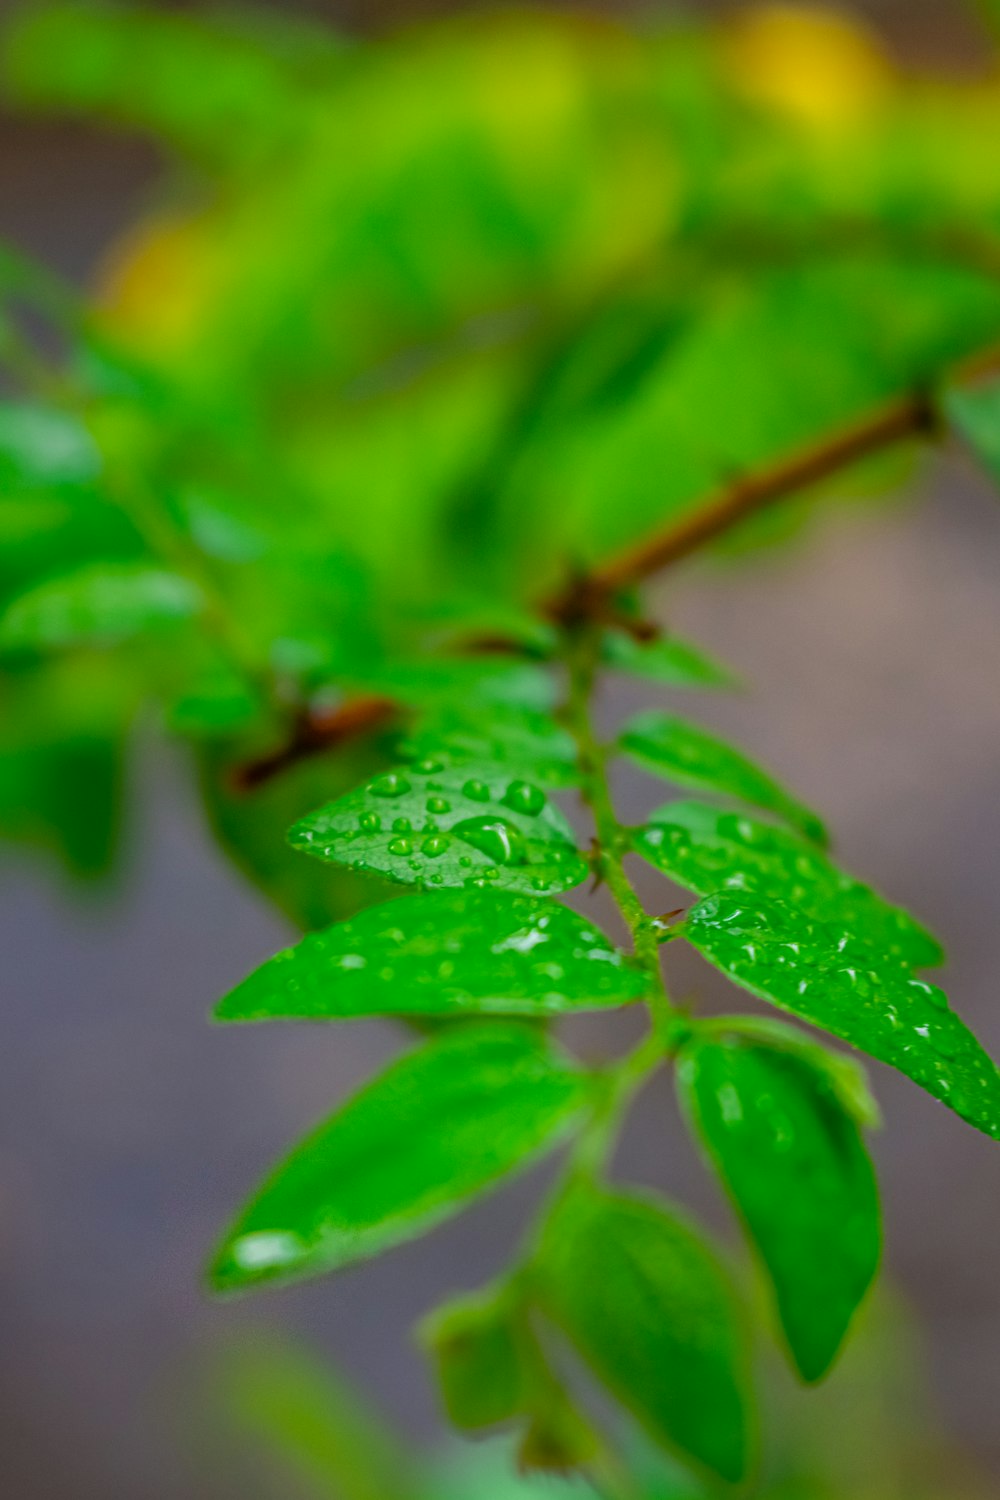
218 1335 416 1500
0 401 100 490
704 1013 881 1128
537 1184 753 1483
945 375 1000 487
400 702 580 788
420 1285 528 1431
620 712 827 845
0 562 201 650
215 888 647 1021
677 1032 880 1382
634 801 942 970
601 630 736 689
682 892 1000 1141
209 1023 588 1292
289 762 587 895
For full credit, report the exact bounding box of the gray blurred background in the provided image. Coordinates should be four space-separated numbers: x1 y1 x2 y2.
1 2 999 1497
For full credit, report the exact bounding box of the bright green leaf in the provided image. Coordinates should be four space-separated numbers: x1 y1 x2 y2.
0 400 100 490
537 1185 753 1484
216 889 647 1022
677 1032 881 1382
703 1014 881 1129
209 1024 588 1292
0 562 201 650
634 801 942 970
400 703 580 788
683 892 1000 1141
289 762 588 895
601 630 736 690
620 714 826 846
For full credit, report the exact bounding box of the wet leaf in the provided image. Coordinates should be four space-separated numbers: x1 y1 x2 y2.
634 801 942 970
0 562 201 650
400 702 580 788
216 889 647 1021
209 1024 588 1293
289 762 588 895
682 892 1000 1141
537 1184 753 1484
677 1032 880 1381
620 714 826 845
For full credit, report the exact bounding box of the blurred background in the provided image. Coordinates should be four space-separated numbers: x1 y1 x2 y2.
1 1 999 1497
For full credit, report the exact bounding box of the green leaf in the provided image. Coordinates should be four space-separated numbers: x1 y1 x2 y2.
945 376 1000 486
0 400 100 490
420 1285 528 1431
209 1024 588 1292
634 801 942 970
620 714 826 846
537 1185 753 1484
400 703 580 788
682 892 1000 1141
601 630 736 690
0 562 201 650
677 1032 881 1382
289 762 588 895
216 889 647 1022
703 1014 881 1129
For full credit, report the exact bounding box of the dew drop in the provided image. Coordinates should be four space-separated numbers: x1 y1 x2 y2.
454 816 526 866
358 812 381 832
414 757 444 774
369 772 410 798
422 835 449 858
426 795 451 815
502 780 546 816
392 816 412 832
462 779 491 803
388 837 413 856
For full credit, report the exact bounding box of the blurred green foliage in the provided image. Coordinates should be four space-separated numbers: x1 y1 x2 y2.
3 1 1000 898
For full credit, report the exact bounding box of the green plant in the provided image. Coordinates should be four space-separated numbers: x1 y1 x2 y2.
4 1 1000 1493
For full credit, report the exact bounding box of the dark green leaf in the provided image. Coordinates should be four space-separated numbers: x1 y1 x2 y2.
289 762 588 895
634 801 942 970
601 630 736 690
677 1032 881 1382
420 1285 528 1431
683 893 1000 1141
216 889 647 1022
537 1185 753 1484
0 562 201 650
620 714 826 845
209 1024 588 1292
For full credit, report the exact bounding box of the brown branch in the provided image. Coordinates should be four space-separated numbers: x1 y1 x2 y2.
231 341 1000 788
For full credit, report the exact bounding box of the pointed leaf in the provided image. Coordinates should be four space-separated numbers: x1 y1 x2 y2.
400 702 580 788
289 762 588 895
537 1185 753 1484
683 892 1000 1141
0 562 201 650
209 1024 587 1292
634 801 942 970
620 714 826 845
677 1032 881 1382
704 1014 880 1128
601 630 736 689
216 889 647 1022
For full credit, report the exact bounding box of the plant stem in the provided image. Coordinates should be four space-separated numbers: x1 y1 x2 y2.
563 624 673 1028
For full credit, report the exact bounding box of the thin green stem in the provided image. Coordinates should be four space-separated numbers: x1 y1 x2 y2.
563 625 673 1027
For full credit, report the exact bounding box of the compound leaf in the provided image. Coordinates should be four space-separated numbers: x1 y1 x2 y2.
0 562 201 650
677 1032 881 1382
620 714 826 846
601 630 736 690
289 762 588 895
537 1184 753 1484
634 801 942 970
209 1024 588 1293
683 892 1000 1141
216 889 647 1022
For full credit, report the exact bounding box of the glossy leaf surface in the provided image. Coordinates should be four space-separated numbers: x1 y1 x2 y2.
400 703 580 788
538 1185 753 1483
0 562 201 650
216 889 647 1021
620 713 826 845
601 630 735 689
677 1033 880 1382
634 801 942 969
683 893 1000 1140
289 762 588 894
210 1024 587 1292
